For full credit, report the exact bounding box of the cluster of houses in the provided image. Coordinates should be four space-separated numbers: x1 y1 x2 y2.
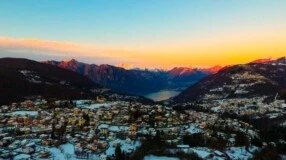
183 97 286 124
0 98 263 159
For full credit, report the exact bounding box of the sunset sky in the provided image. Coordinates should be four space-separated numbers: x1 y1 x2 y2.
0 0 286 69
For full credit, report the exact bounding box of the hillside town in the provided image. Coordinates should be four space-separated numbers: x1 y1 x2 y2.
1 0 286 159
180 97 286 129
1 96 276 160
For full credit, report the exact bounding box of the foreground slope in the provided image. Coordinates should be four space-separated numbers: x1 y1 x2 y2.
0 58 102 104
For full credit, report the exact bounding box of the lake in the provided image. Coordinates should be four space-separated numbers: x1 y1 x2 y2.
144 90 181 101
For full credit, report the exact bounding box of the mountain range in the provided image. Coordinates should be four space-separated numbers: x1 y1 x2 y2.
2 56 284 105
43 59 221 95
172 57 286 104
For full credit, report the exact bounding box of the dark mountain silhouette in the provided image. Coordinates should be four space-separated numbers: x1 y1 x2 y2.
0 58 102 104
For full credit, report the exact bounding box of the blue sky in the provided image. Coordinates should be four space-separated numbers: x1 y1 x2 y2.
0 0 286 68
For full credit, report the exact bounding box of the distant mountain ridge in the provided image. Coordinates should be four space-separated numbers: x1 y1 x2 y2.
43 59 221 95
0 58 103 104
172 57 286 103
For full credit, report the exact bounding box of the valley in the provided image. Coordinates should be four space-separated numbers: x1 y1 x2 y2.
1 57 286 159
43 59 217 96
1 1 286 159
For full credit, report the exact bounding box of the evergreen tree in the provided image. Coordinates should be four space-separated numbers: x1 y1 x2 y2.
121 151 126 160
154 131 163 147
82 113 90 126
51 125 56 139
251 137 263 147
115 145 122 160
59 121 67 138
235 131 249 146
149 116 155 128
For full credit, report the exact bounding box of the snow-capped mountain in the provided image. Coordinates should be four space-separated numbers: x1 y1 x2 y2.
43 59 221 95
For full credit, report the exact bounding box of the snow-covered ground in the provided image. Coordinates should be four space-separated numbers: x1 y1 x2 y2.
211 156 225 160
11 111 38 116
106 139 141 156
226 147 253 160
46 146 66 160
248 145 260 153
108 125 129 132
97 124 129 133
211 106 221 112
40 140 140 160
187 123 203 134
14 154 31 160
13 140 257 160
19 70 42 84
168 147 226 160
45 143 97 160
75 100 117 109
144 155 179 160
190 147 225 160
190 147 212 159
0 111 38 116
74 100 92 105
81 102 116 109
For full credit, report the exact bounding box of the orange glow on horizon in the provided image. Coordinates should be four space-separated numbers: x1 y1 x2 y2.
0 32 285 69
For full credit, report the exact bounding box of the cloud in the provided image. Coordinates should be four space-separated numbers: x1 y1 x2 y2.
0 36 187 69
0 36 140 64
1 32 286 69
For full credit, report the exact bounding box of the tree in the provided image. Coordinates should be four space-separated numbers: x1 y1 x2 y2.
154 131 163 147
131 110 141 121
115 145 123 160
251 137 262 147
64 102 69 108
71 127 75 137
252 147 280 160
51 123 56 139
82 113 90 126
148 116 155 128
59 122 67 138
69 100 74 106
235 131 249 147
121 151 126 160
183 133 203 147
